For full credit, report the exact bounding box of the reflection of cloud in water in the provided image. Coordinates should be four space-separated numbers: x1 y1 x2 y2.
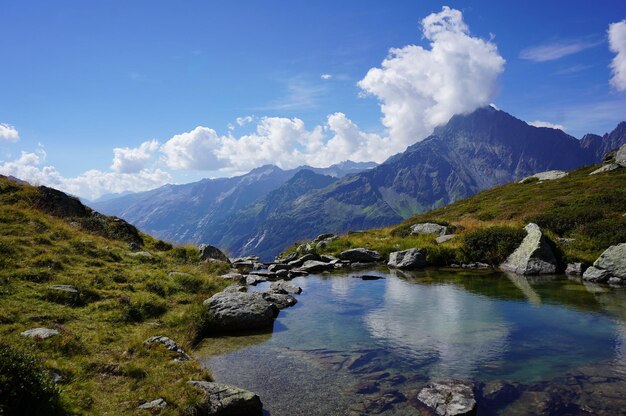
364 277 509 378
330 277 355 299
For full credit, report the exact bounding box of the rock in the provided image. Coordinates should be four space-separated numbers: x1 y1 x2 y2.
436 234 456 244
461 262 491 269
188 381 263 416
417 381 476 416
223 285 247 293
275 252 298 264
349 389 406 414
296 260 334 273
199 244 230 263
388 248 426 270
129 251 152 258
287 270 308 279
339 248 382 263
262 292 297 309
519 170 568 182
583 243 626 284
267 263 292 272
321 254 338 263
589 163 620 175
21 327 59 339
275 269 289 279
500 223 557 275
354 274 384 280
616 143 626 167
144 335 191 361
314 233 336 242
410 223 449 236
219 272 245 283
203 292 278 332
246 275 266 286
138 398 167 410
565 263 584 276
232 261 254 273
46 285 80 305
270 280 302 294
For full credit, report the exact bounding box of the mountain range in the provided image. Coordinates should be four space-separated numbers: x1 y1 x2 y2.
92 107 626 260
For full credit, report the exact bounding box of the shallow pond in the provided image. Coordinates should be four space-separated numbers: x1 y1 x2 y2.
198 268 626 415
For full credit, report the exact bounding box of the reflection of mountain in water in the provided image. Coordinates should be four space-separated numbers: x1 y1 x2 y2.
363 277 509 379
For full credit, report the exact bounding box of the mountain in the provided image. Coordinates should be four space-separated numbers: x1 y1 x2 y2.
580 121 626 162
91 160 377 244
93 107 626 260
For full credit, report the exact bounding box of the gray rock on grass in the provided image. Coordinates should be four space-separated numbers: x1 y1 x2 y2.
203 292 278 332
21 327 59 339
144 335 190 361
138 398 167 410
199 244 230 263
410 223 449 236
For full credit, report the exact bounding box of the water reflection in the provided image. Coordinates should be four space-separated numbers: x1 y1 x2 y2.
364 277 509 379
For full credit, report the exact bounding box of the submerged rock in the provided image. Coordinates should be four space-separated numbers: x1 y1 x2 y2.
188 381 263 416
410 223 449 236
500 223 557 275
262 292 297 309
388 248 426 270
203 292 278 332
583 243 626 284
339 248 382 263
417 380 476 416
199 244 230 263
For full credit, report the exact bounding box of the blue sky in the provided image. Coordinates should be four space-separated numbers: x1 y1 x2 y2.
1 1 625 199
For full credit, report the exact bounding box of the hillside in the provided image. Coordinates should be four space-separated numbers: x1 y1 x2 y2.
0 175 231 415
294 162 626 267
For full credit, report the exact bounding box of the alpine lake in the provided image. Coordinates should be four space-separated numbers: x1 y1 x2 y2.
196 268 626 415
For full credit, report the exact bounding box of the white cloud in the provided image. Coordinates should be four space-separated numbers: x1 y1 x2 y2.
358 6 505 145
160 126 225 170
528 120 565 131
236 116 255 126
321 73 332 80
111 139 159 173
609 20 626 91
0 144 170 200
0 123 19 142
520 39 601 62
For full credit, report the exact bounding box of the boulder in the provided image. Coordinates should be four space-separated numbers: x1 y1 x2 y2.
267 263 292 272
583 243 626 284
500 223 557 275
219 272 245 283
410 223 448 236
417 381 476 416
144 335 190 361
199 244 230 263
314 233 336 242
203 292 278 332
565 263 584 276
21 327 59 339
232 261 254 273
616 143 626 167
270 280 302 294
188 381 263 416
589 163 620 175
262 292 297 309
223 285 247 293
275 252 298 264
436 234 457 244
320 254 339 263
388 249 426 270
339 248 382 263
519 170 568 183
296 260 334 273
138 398 167 410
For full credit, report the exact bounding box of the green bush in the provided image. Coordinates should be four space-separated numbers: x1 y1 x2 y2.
0 343 64 416
461 226 526 265
530 207 605 236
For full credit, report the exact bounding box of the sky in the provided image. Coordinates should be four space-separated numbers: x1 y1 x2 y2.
1 0 626 200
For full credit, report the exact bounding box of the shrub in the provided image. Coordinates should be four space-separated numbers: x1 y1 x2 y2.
530 207 605 236
119 294 167 323
153 240 173 251
460 226 526 265
0 343 63 416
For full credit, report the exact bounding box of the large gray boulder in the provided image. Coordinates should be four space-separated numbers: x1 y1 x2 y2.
339 248 382 263
203 292 278 332
583 243 626 284
296 260 334 273
417 381 476 416
500 223 557 275
616 143 626 167
388 249 426 270
199 244 230 263
410 223 448 236
188 381 263 416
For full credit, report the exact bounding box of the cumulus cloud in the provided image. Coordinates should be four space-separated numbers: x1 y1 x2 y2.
0 123 19 142
609 20 626 91
520 39 601 62
528 120 565 131
0 144 170 200
321 74 332 80
160 126 225 170
111 139 159 173
358 6 505 145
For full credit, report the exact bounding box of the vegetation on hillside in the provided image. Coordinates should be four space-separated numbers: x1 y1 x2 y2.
288 165 626 266
0 176 230 415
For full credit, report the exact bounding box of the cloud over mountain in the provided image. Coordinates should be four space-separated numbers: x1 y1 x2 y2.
609 20 626 91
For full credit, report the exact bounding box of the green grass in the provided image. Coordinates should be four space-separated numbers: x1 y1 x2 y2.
286 165 626 266
0 176 230 415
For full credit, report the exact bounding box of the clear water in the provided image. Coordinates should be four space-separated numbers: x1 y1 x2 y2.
197 268 626 415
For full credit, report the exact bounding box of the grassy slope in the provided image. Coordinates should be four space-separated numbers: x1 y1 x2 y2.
302 165 626 265
0 177 231 415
